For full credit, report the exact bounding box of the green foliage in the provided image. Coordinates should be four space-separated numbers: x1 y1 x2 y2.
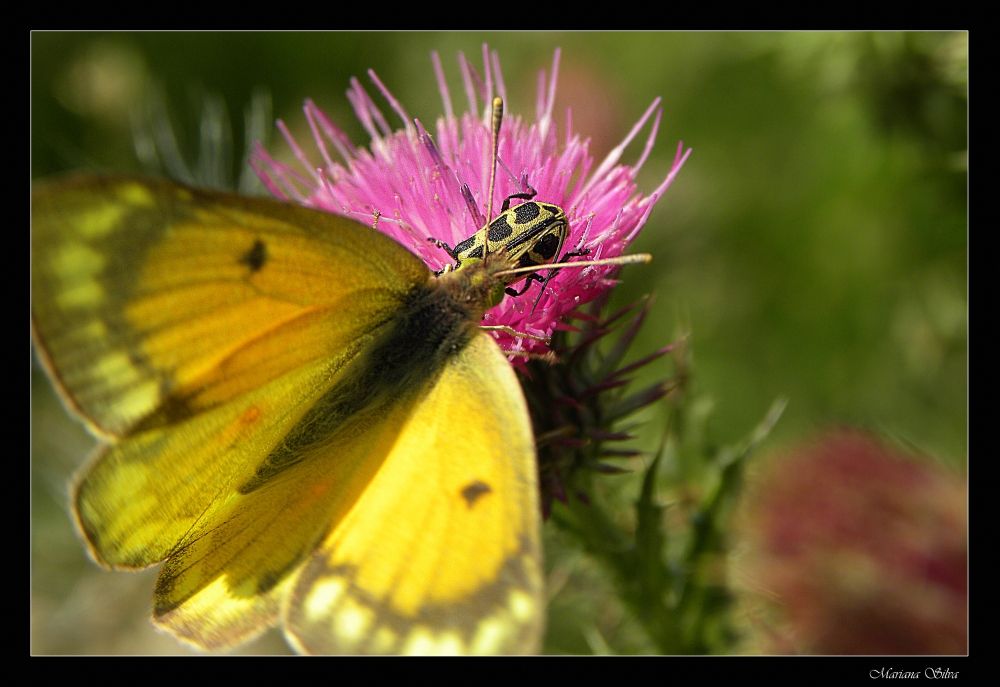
531 300 786 653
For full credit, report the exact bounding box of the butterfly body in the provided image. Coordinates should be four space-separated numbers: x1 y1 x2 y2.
32 175 543 654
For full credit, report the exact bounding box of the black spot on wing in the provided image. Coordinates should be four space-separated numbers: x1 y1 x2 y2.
240 239 268 272
460 480 493 508
130 392 198 433
512 202 541 224
257 570 280 594
518 253 540 269
454 235 478 256
487 217 514 243
533 232 561 260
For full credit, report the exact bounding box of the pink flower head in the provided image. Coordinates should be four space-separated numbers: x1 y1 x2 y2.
740 431 967 654
251 46 690 360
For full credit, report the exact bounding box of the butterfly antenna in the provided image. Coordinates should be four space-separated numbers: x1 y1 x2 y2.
484 96 503 258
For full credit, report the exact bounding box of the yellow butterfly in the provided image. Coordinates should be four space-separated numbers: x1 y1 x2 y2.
31 171 547 654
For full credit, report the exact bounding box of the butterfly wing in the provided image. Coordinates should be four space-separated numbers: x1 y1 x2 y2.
148 330 543 654
32 176 544 654
32 176 427 441
32 176 424 643
283 332 543 655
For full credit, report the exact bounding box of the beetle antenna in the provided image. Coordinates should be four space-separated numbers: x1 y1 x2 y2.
484 97 503 257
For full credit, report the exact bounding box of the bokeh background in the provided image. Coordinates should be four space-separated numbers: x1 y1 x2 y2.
31 32 967 654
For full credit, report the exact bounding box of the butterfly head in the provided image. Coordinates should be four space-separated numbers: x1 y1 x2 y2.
438 247 518 313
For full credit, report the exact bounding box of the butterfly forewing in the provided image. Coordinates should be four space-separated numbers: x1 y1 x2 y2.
32 176 429 438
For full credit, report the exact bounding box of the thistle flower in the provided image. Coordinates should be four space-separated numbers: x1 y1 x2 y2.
251 46 690 360
738 431 967 654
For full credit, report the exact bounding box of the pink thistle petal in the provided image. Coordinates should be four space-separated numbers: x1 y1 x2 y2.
431 51 454 122
489 48 508 106
367 69 414 136
304 99 355 165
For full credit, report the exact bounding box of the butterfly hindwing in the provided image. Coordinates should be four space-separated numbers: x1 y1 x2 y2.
284 333 543 655
149 353 434 649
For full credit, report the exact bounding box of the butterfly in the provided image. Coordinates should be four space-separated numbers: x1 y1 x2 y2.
31 166 555 654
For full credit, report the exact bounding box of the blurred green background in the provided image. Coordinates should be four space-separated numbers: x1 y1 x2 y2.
31 32 967 654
